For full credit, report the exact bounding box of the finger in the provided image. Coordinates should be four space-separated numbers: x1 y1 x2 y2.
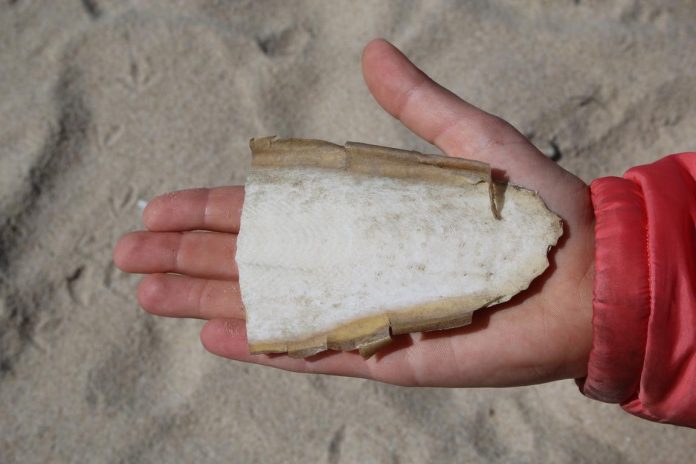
143 187 244 233
361 40 568 186
362 40 531 155
200 318 391 381
137 274 244 319
113 231 237 280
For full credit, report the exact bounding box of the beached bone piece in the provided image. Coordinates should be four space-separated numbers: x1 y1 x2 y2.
236 137 563 358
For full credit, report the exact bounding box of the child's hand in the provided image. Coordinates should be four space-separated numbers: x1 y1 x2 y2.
113 39 595 387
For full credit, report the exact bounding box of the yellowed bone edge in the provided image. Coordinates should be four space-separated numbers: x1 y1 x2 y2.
249 136 501 219
248 293 506 359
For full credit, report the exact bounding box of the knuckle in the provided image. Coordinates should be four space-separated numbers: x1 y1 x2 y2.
479 115 516 147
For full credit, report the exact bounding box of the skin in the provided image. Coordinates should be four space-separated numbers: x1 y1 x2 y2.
113 39 595 388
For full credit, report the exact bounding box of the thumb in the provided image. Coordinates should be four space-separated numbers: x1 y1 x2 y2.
361 39 576 199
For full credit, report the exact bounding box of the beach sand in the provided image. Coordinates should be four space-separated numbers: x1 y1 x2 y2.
1 1 695 462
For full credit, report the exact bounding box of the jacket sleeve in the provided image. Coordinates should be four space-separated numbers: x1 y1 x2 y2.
579 153 696 427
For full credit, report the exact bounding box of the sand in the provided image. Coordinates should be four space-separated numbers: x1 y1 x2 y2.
1 1 695 462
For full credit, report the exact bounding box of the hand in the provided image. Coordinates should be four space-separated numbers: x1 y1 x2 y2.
113 39 595 387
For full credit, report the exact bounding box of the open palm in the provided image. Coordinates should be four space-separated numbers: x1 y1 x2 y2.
114 40 595 387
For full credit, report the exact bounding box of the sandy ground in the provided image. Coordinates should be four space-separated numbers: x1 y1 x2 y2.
1 1 695 462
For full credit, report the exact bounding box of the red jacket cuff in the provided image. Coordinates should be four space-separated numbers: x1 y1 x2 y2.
582 153 696 427
581 176 650 403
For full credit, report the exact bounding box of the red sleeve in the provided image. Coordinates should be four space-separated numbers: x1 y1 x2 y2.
579 153 696 426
